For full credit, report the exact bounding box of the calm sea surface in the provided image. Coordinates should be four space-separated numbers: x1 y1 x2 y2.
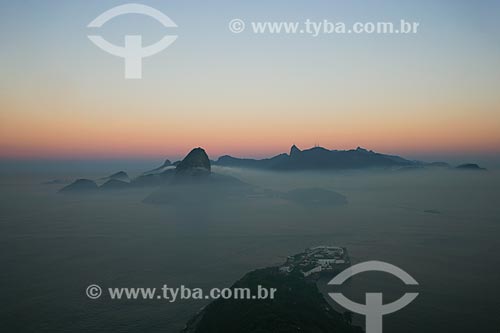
1 168 499 332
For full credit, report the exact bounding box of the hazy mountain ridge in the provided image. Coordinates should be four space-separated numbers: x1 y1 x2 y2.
58 148 349 209
216 145 427 170
100 171 130 182
57 145 485 194
142 159 173 175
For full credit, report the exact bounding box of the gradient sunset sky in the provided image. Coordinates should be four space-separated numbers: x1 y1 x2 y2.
1 0 499 162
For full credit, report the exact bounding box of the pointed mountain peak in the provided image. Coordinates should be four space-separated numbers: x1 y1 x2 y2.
290 144 301 156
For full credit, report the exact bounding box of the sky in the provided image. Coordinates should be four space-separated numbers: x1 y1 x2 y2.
0 0 499 164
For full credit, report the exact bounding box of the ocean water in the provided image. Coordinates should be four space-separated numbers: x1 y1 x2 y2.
1 167 499 332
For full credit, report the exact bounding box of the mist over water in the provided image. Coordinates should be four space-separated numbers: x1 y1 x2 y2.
1 166 499 332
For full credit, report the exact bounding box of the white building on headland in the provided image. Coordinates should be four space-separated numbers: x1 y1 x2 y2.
281 246 351 277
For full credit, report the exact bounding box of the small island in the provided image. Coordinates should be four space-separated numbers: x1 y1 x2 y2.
456 163 486 171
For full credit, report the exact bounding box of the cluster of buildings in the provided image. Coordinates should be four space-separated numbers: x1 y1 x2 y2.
280 246 351 277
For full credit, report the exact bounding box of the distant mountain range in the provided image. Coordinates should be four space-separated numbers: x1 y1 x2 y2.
142 159 173 175
100 171 130 182
57 147 351 208
57 145 485 194
215 145 440 170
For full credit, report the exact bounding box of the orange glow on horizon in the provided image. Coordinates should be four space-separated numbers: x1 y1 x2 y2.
1 107 499 160
1 85 499 160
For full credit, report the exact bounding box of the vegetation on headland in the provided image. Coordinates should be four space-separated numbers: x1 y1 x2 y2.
181 267 363 333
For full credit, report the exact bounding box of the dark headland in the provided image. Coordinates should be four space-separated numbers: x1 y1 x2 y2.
182 247 362 333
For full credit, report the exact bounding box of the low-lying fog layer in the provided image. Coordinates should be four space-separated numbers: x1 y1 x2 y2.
1 167 499 332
